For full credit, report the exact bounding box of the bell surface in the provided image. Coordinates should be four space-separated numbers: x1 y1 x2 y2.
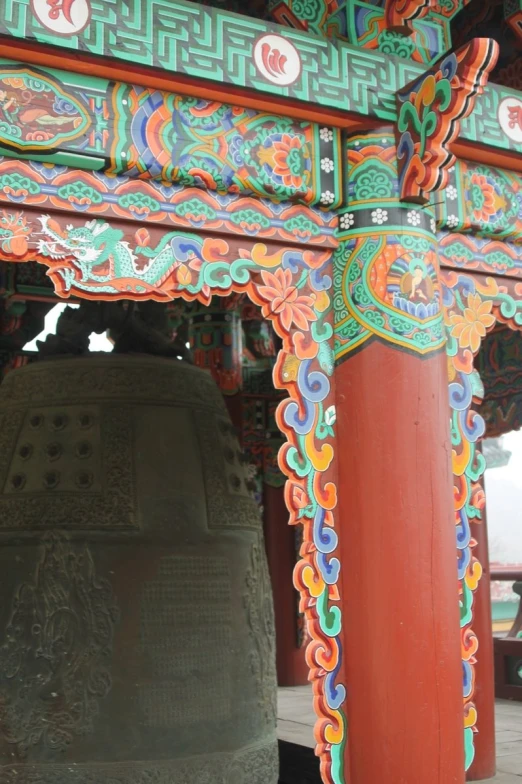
0 355 278 784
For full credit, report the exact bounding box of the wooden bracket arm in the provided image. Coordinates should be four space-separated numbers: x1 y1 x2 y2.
395 37 500 204
384 0 432 34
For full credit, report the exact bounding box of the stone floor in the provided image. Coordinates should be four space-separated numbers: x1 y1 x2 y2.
277 687 522 781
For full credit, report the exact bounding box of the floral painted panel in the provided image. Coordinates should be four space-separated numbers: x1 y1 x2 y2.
0 64 90 152
438 232 522 278
0 58 342 208
0 157 338 248
436 160 522 245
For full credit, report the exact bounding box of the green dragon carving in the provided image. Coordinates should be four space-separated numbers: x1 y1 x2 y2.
36 216 219 299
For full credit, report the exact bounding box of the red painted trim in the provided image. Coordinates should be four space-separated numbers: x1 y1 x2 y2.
264 484 309 687
490 568 522 581
1 37 518 170
466 496 496 781
451 141 522 175
9 294 65 303
385 0 431 33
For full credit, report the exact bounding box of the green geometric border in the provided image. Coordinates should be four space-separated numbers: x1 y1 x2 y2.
1 0 520 157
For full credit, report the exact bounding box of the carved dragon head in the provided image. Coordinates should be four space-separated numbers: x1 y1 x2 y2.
37 216 111 266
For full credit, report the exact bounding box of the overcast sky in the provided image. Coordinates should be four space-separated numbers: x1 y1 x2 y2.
24 303 113 352
485 429 522 565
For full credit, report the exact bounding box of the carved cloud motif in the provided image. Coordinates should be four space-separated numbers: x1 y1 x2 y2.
0 533 119 756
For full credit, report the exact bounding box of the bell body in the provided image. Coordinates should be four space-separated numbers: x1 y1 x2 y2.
0 356 278 784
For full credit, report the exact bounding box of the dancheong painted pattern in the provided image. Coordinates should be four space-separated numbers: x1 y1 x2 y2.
0 1 521 782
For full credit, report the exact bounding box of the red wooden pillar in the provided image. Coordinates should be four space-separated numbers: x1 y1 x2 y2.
467 487 496 780
264 484 309 686
334 129 465 783
336 344 465 783
242 314 308 685
188 298 243 433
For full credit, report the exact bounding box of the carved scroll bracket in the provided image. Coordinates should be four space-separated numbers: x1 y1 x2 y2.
396 38 500 204
384 0 432 34
384 0 475 34
269 0 340 37
505 0 522 42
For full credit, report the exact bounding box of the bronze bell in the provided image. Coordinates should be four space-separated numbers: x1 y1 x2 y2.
0 355 278 784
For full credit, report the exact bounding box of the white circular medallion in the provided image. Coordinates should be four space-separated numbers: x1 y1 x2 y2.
498 96 522 144
31 0 92 36
253 34 302 87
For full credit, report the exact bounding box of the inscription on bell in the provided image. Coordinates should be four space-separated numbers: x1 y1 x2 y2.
0 356 278 783
139 555 232 727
